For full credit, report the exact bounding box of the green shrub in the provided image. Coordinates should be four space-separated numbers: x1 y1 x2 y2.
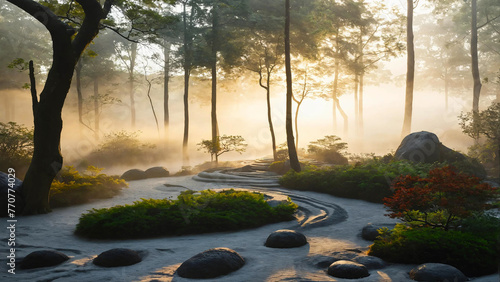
75 189 298 239
368 224 499 276
280 159 434 203
307 135 348 165
50 166 127 208
82 131 162 167
0 122 33 179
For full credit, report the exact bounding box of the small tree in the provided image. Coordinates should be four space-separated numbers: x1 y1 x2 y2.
197 135 247 164
307 135 349 165
459 102 500 179
384 166 498 231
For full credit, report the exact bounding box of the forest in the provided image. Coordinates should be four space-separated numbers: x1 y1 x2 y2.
1 0 499 213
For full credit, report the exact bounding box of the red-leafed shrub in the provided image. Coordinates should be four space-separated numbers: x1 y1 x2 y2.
384 166 498 230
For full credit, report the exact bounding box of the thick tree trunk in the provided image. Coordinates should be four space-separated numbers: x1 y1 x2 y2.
163 39 171 142
471 0 481 114
10 0 111 215
401 0 415 137
182 2 192 166
285 0 300 172
129 42 137 129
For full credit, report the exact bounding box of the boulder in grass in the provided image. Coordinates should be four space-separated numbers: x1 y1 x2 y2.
176 247 245 279
145 166 170 178
19 250 69 269
0 172 24 217
265 229 307 248
409 263 467 282
361 223 395 241
120 169 147 181
93 248 142 267
327 260 370 279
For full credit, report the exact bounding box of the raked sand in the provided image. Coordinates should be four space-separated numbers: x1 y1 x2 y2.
0 175 498 281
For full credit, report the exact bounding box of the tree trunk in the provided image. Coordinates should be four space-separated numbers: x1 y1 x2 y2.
401 0 415 138
129 42 137 129
359 71 364 136
75 60 84 135
285 0 300 172
332 96 337 132
265 73 277 161
471 0 482 114
93 77 99 140
211 2 219 162
9 0 113 215
354 72 359 136
163 39 171 143
333 57 348 138
182 1 192 166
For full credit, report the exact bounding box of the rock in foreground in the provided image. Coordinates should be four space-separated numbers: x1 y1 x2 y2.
409 263 467 282
265 229 308 248
327 260 370 279
19 250 69 269
176 247 245 279
93 248 142 267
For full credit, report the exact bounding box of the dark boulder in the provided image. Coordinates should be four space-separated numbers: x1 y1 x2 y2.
144 167 170 178
327 260 370 279
361 223 395 241
395 131 486 178
265 229 308 248
176 247 245 279
93 248 142 267
120 169 147 181
327 251 386 270
409 263 467 282
0 171 24 217
19 250 69 269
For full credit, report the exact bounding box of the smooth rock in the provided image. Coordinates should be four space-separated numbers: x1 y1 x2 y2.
176 247 245 279
265 229 308 248
120 169 147 181
327 260 370 279
0 171 24 216
93 248 142 267
19 250 69 269
409 263 467 282
144 166 170 178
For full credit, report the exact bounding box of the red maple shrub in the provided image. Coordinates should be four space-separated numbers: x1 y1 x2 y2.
384 166 498 230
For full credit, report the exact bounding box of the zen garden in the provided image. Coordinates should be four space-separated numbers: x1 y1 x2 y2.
0 0 499 281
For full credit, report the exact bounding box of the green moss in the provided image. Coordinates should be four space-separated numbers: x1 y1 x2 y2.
49 166 127 208
368 223 499 276
75 189 298 239
279 159 435 203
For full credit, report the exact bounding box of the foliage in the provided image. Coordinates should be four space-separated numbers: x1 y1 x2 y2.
75 189 298 239
50 166 127 208
468 139 499 176
307 135 348 165
368 223 499 277
460 102 500 178
197 135 247 162
82 131 160 167
280 159 435 203
0 122 34 178
384 166 498 230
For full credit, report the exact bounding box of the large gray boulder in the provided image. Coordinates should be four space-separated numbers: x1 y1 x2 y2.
361 223 395 241
395 131 464 163
19 250 69 269
0 171 24 217
120 169 147 181
327 260 370 279
265 229 308 248
93 248 142 267
409 263 467 282
144 166 170 178
176 247 245 279
395 131 486 178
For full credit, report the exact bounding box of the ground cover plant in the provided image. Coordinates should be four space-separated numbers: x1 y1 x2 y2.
75 189 298 239
0 122 33 179
368 166 500 277
279 158 435 203
50 166 127 208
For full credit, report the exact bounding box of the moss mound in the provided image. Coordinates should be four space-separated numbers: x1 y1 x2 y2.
75 189 298 239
